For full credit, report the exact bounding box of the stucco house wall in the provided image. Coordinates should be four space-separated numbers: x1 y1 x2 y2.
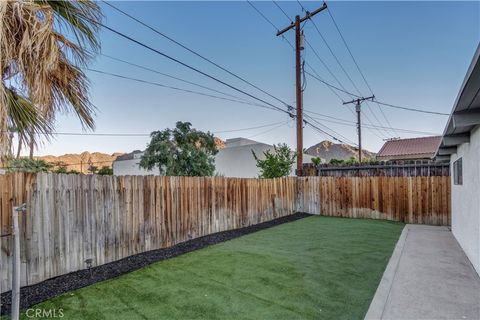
214 143 313 178
450 126 480 275
113 138 313 178
112 152 160 176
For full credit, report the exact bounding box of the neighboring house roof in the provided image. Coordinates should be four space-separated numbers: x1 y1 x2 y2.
377 136 442 160
115 150 143 161
224 137 260 148
436 44 480 161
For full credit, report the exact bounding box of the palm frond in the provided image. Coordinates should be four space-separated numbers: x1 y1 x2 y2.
0 0 101 157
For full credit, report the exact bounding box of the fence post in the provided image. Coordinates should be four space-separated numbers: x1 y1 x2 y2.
11 203 26 320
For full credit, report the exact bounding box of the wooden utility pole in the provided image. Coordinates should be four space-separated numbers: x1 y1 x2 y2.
343 96 375 162
277 3 327 176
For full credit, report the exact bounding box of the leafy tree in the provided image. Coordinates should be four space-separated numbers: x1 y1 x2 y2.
345 156 359 165
252 143 296 179
6 157 53 173
329 158 345 165
0 1 102 158
311 157 322 166
54 165 69 174
140 122 218 176
97 166 113 175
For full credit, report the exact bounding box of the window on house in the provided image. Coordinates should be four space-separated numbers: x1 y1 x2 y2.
453 158 463 185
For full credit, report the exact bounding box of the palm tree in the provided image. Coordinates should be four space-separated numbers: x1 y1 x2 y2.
0 0 102 159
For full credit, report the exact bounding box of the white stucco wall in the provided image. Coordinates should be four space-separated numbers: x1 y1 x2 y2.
450 126 480 275
113 139 314 178
112 153 160 176
215 143 313 178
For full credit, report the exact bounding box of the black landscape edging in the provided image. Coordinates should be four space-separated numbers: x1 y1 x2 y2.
1 212 311 315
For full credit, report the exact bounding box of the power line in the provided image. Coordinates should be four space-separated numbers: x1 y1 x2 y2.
305 71 449 115
248 2 360 147
248 1 280 32
103 1 292 109
373 100 449 116
247 121 290 139
303 69 386 140
306 113 440 135
4 121 290 138
92 22 293 116
326 1 373 98
304 40 351 99
296 0 393 138
304 114 358 146
89 68 281 112
322 1 399 136
99 53 254 104
272 1 293 23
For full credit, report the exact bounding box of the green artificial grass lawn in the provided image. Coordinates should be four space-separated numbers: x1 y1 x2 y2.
9 216 404 320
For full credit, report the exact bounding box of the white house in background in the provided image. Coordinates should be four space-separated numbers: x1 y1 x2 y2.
112 150 160 176
215 137 314 178
113 137 314 178
436 44 480 276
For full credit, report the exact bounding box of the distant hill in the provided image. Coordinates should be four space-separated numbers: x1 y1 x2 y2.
305 140 375 162
36 152 123 173
35 138 225 174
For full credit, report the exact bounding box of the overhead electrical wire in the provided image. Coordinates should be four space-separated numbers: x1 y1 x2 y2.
296 1 397 137
90 21 293 117
304 71 448 116
372 100 449 116
272 1 293 23
89 68 281 112
303 113 358 145
248 1 363 145
276 1 389 139
3 121 290 137
103 1 292 109
99 53 255 104
304 111 441 135
321 1 400 135
247 121 290 139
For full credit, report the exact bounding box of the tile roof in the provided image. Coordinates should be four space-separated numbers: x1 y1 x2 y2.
377 136 442 159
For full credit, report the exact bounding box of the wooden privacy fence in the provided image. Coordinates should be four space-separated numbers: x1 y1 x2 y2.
0 173 451 293
303 161 450 177
298 176 450 225
0 173 297 293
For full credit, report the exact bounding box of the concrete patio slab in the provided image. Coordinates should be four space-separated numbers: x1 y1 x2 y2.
365 224 480 320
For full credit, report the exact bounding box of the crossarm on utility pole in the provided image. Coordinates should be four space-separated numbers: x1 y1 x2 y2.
276 2 328 36
342 96 375 162
275 3 328 176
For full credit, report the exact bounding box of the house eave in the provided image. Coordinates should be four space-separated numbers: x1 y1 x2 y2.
435 44 480 161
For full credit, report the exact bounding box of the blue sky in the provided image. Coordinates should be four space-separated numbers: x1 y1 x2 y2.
35 1 480 156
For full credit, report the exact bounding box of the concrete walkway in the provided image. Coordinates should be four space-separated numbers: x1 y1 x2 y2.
365 224 480 320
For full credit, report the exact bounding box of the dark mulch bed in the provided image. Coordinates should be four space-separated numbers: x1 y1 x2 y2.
1 212 311 315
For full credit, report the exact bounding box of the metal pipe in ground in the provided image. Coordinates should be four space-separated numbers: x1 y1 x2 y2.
11 204 26 320
11 206 20 320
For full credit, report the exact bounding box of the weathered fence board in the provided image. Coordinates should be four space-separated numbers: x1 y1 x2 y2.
0 173 297 292
0 172 451 293
298 176 451 225
303 161 450 177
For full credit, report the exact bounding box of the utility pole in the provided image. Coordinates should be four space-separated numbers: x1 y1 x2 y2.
343 95 375 162
277 3 327 176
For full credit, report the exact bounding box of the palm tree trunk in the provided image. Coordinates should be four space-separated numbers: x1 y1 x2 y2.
29 132 34 159
16 136 22 159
